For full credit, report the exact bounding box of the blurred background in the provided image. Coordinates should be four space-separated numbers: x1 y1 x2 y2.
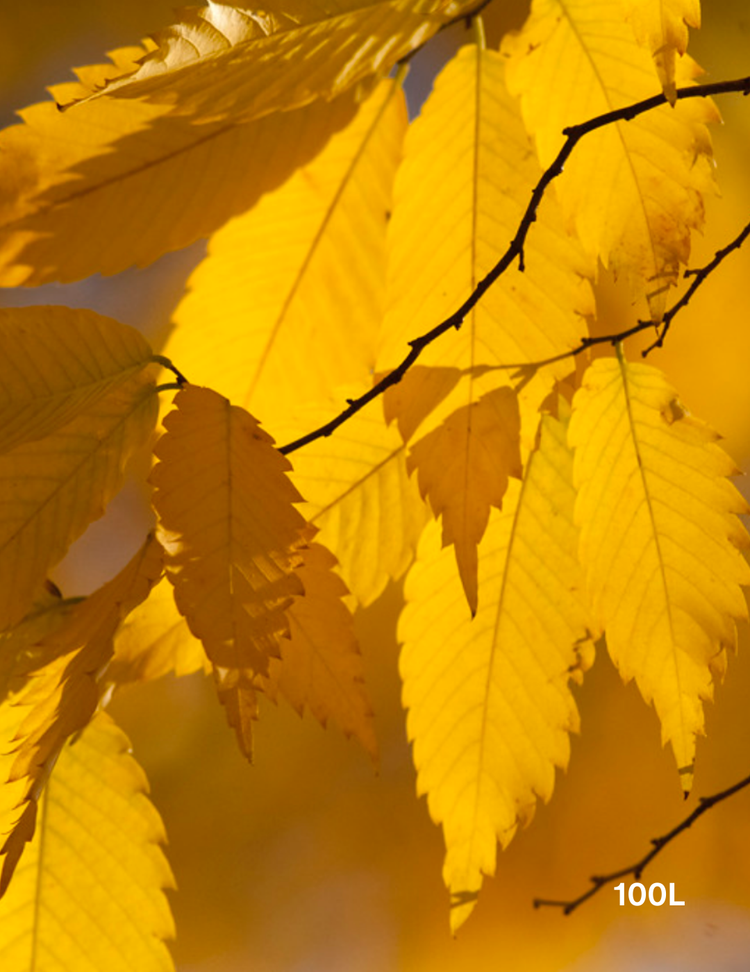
2 2 750 970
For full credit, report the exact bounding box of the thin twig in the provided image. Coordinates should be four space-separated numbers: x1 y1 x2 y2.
278 74 750 456
534 772 750 915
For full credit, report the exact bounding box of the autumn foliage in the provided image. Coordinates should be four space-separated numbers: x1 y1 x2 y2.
0 1 749 969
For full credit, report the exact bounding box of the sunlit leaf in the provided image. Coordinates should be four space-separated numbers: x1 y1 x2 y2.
0 535 164 894
0 368 158 631
400 408 595 931
0 305 153 453
150 385 309 759
73 0 480 121
0 712 175 972
623 0 701 101
502 0 717 318
569 354 750 790
264 542 377 759
165 77 406 430
0 53 357 285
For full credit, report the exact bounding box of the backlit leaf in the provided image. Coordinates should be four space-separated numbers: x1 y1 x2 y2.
0 712 175 972
109 575 210 684
0 367 158 631
378 41 594 397
0 55 356 285
569 354 750 790
623 0 701 102
276 393 429 606
150 385 309 759
74 0 480 122
502 0 717 318
264 542 377 759
0 305 153 453
407 386 523 615
400 408 594 931
165 77 406 430
0 535 164 894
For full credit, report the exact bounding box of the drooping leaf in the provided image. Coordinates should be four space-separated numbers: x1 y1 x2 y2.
406 386 523 615
276 392 429 606
569 354 750 790
400 408 595 932
0 48 359 286
264 542 377 759
0 712 175 972
109 575 210 684
0 534 164 894
0 305 153 453
623 0 701 102
72 0 480 121
378 41 594 395
164 77 406 430
150 385 309 759
0 366 158 631
502 0 717 318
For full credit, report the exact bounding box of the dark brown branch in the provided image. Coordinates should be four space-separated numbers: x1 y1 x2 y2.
533 772 750 915
278 74 750 457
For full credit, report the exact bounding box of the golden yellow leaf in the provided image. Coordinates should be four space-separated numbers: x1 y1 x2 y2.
264 542 377 759
623 0 701 102
74 0 480 121
407 386 523 615
0 305 153 453
164 77 406 430
0 712 175 972
378 41 594 395
502 0 717 318
0 534 164 894
109 575 210 684
569 353 750 790
400 408 594 932
275 392 429 606
0 366 158 631
150 385 309 758
0 49 357 285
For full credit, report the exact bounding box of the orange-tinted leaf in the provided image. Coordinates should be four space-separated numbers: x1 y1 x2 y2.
264 542 377 759
407 387 522 615
150 385 309 758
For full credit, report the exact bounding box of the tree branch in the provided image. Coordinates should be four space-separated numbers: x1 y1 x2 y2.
278 74 750 456
533 772 750 915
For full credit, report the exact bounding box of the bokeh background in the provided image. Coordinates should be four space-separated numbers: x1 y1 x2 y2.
2 2 750 970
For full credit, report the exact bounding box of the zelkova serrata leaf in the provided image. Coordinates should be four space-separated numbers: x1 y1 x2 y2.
0 713 175 972
569 354 750 791
400 408 596 932
150 385 310 759
0 534 164 896
503 0 717 319
70 0 483 122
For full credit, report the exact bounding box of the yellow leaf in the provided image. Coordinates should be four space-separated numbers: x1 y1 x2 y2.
276 392 429 606
0 712 175 972
0 367 158 631
0 49 357 284
569 354 750 790
264 542 377 760
164 77 406 430
400 408 594 931
0 535 164 895
74 0 480 121
407 386 523 615
150 385 309 759
623 0 701 102
378 42 594 394
0 305 153 453
109 575 210 684
502 0 717 318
